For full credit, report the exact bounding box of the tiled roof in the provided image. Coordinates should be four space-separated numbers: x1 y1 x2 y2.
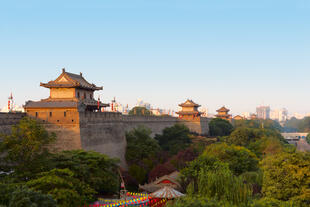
179 99 200 107
176 111 201 115
24 100 109 109
40 69 103 91
216 106 230 112
139 171 181 193
24 101 78 108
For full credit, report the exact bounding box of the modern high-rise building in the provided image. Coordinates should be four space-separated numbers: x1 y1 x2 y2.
270 108 288 122
256 106 270 120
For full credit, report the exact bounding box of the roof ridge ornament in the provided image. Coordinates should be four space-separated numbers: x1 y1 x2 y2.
62 68 66 73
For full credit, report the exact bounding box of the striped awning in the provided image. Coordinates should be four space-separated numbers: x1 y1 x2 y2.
150 186 185 199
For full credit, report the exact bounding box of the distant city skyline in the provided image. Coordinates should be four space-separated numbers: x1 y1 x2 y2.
1 1 310 114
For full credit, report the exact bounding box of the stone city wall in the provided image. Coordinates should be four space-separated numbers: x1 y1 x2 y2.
0 112 25 134
0 112 209 167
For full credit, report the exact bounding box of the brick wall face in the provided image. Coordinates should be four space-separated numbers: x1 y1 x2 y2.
0 113 25 134
1 112 209 168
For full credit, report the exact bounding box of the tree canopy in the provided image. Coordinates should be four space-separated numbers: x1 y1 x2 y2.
155 124 192 155
209 118 233 137
181 156 252 206
125 126 161 186
284 117 310 132
50 150 119 194
128 106 152 116
0 117 56 180
0 118 121 207
261 152 310 206
26 168 95 207
203 143 259 175
233 119 282 132
126 126 161 164
8 186 56 207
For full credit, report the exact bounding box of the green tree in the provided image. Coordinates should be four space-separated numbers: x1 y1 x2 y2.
209 118 233 137
0 117 55 180
250 198 296 207
228 128 287 157
181 155 218 192
0 183 18 206
9 186 56 207
166 196 230 207
128 106 152 116
228 128 261 146
125 126 161 185
197 162 252 205
155 124 192 155
128 164 148 184
126 126 161 164
26 168 95 207
261 152 310 206
181 158 251 206
306 134 310 145
233 119 282 132
284 117 310 133
50 150 119 194
203 143 259 175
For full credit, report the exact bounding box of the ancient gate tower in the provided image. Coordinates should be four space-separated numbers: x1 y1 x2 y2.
25 68 109 120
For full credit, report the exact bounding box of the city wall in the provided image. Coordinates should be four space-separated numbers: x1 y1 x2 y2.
0 113 26 134
0 112 209 167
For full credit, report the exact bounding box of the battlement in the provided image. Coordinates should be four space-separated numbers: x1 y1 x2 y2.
122 115 178 122
79 111 123 123
0 112 25 126
0 110 209 168
0 112 26 135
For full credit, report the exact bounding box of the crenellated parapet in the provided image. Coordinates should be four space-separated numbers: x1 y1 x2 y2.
0 112 26 134
0 112 25 124
1 110 209 168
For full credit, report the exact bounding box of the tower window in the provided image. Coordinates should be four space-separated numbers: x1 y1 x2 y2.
64 112 66 117
90 94 92 99
84 92 86 99
35 112 38 117
77 92 80 98
50 112 52 117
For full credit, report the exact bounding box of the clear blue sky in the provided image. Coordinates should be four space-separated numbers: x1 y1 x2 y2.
0 0 309 115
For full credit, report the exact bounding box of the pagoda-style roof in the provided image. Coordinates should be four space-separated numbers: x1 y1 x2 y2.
179 99 200 107
176 111 202 115
24 100 109 109
40 69 103 91
216 106 230 112
233 115 244 120
24 101 79 109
